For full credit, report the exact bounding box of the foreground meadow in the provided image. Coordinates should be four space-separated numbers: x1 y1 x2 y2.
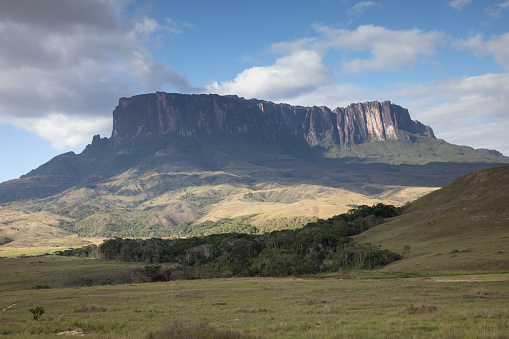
0 257 508 338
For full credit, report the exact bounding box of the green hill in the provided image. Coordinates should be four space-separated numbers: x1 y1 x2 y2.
355 165 509 271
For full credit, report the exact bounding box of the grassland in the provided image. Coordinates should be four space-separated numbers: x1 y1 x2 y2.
0 255 507 338
355 165 509 272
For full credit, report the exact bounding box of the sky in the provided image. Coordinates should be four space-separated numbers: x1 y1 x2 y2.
1 0 508 183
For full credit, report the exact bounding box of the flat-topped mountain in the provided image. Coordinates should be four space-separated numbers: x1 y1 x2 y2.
107 92 433 147
0 93 508 239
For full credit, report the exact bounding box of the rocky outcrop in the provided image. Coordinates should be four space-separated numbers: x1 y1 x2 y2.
107 92 434 147
334 101 434 144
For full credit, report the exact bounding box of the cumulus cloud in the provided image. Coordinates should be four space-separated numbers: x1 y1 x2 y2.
314 25 445 74
390 73 509 155
455 33 509 69
205 50 334 100
271 25 445 75
10 114 112 149
0 0 195 150
448 0 472 10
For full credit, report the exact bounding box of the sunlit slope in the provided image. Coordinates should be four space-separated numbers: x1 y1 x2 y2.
355 165 509 271
0 208 102 257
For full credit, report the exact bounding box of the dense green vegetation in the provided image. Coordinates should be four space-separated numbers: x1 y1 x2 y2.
0 236 14 246
327 137 508 165
59 211 161 238
57 204 403 279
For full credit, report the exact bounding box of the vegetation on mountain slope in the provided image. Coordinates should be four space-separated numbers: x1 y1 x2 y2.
0 125 506 245
4 134 507 238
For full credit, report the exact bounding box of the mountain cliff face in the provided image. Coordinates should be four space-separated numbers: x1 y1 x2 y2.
106 92 434 148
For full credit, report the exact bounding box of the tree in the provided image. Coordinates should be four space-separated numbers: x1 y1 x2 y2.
29 306 45 321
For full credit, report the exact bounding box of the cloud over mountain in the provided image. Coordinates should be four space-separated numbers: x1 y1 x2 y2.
0 0 195 149
205 50 334 100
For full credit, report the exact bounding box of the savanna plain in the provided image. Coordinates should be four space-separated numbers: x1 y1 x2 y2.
0 254 508 338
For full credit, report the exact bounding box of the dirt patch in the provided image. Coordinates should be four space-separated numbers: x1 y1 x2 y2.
57 328 85 336
2 303 16 311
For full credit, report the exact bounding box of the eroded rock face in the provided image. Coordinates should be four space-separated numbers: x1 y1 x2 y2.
334 101 434 144
109 92 434 147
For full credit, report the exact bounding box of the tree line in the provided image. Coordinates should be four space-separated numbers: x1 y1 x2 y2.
56 204 404 279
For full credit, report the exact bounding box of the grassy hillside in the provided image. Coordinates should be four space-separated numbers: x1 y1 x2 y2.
328 137 508 165
355 165 509 271
0 208 102 258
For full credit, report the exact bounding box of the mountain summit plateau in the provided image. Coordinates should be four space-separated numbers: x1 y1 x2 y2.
102 92 434 148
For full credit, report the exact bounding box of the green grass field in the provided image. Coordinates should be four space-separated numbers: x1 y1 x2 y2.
0 256 508 338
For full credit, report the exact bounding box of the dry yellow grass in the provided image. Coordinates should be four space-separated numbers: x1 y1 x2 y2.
0 207 102 257
197 183 436 225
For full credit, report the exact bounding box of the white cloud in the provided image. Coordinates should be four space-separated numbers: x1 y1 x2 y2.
282 83 381 110
448 0 472 10
455 33 509 70
314 25 445 74
0 0 195 150
271 25 445 75
205 50 334 100
390 73 509 155
10 114 112 150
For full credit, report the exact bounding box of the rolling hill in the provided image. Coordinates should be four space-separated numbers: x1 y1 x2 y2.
355 165 509 271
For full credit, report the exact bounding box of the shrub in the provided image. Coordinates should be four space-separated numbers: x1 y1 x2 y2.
0 236 14 246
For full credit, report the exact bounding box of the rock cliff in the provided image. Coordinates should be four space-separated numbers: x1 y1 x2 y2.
104 92 434 148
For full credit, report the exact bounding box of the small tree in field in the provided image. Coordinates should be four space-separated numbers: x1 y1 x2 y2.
29 306 45 321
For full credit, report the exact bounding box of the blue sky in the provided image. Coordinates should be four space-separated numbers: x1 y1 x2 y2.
1 0 508 183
